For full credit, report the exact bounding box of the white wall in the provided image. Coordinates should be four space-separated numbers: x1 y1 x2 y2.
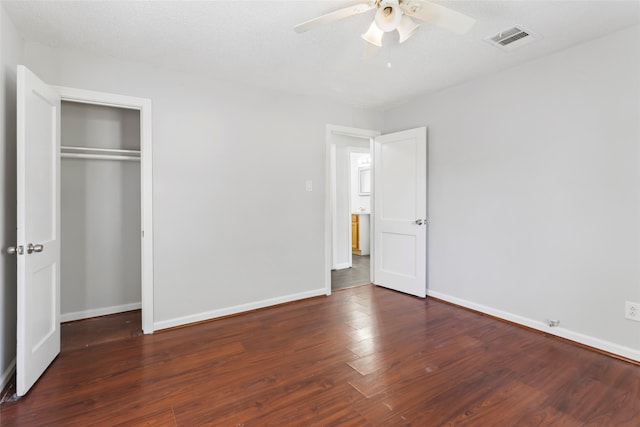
350 151 371 213
384 25 640 359
4 10 636 380
333 135 370 269
22 42 380 329
0 4 22 390
60 102 141 320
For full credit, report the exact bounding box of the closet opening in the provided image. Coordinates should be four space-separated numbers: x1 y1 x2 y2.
59 100 143 348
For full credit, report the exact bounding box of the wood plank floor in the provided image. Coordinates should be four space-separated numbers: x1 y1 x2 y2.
1 285 639 426
61 310 142 352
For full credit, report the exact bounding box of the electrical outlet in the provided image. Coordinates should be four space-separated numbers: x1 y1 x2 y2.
546 319 560 327
625 301 640 321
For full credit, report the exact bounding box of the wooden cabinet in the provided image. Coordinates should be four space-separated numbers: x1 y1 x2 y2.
352 214 359 253
352 214 370 255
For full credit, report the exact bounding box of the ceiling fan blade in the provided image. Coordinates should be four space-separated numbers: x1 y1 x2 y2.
294 3 375 33
401 0 475 35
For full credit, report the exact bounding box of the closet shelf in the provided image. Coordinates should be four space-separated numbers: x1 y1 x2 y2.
61 153 140 162
61 145 140 162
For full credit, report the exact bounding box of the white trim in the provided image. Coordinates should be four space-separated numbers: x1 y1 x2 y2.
60 303 142 323
330 143 338 270
1 359 16 392
327 125 380 140
52 86 145 110
427 289 640 362
325 125 380 297
55 86 154 334
154 289 326 331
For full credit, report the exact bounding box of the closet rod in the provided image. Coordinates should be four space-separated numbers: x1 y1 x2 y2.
61 153 140 162
60 145 140 155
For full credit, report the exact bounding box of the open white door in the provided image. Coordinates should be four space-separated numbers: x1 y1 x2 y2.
15 65 61 396
373 127 427 297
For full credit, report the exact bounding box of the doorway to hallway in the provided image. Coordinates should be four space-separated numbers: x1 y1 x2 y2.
331 254 370 290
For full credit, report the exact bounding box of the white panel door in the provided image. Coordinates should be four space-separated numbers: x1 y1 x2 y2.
15 65 61 396
373 127 427 297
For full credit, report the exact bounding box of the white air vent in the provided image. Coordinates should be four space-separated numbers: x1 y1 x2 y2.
485 26 540 51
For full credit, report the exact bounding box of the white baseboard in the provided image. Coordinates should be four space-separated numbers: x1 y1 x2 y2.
154 288 326 331
333 263 351 270
61 302 142 323
427 289 640 363
1 358 16 392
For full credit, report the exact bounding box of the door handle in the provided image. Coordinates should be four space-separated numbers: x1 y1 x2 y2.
7 245 24 255
415 219 424 225
26 243 44 254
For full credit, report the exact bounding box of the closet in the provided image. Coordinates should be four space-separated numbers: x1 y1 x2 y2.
60 101 142 323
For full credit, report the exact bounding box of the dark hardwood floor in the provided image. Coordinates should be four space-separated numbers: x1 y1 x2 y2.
332 255 370 290
1 285 639 426
61 309 142 352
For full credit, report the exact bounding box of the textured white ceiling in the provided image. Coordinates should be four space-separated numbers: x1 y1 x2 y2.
4 1 640 109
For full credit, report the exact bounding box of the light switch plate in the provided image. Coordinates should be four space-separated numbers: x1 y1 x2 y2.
305 180 313 192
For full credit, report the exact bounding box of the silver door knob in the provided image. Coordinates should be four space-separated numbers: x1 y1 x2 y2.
415 219 424 225
26 243 44 254
7 245 24 255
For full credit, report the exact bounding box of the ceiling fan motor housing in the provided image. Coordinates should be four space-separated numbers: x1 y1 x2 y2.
375 0 403 32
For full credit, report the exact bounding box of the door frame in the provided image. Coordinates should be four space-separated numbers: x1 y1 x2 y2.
55 86 154 333
325 125 379 296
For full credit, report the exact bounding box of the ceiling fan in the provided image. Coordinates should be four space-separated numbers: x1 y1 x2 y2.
294 0 475 50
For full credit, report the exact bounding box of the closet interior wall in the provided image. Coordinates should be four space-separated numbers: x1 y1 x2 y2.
60 101 141 321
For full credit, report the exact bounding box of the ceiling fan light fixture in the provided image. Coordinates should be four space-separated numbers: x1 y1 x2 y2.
397 15 420 43
374 0 403 32
362 21 384 47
